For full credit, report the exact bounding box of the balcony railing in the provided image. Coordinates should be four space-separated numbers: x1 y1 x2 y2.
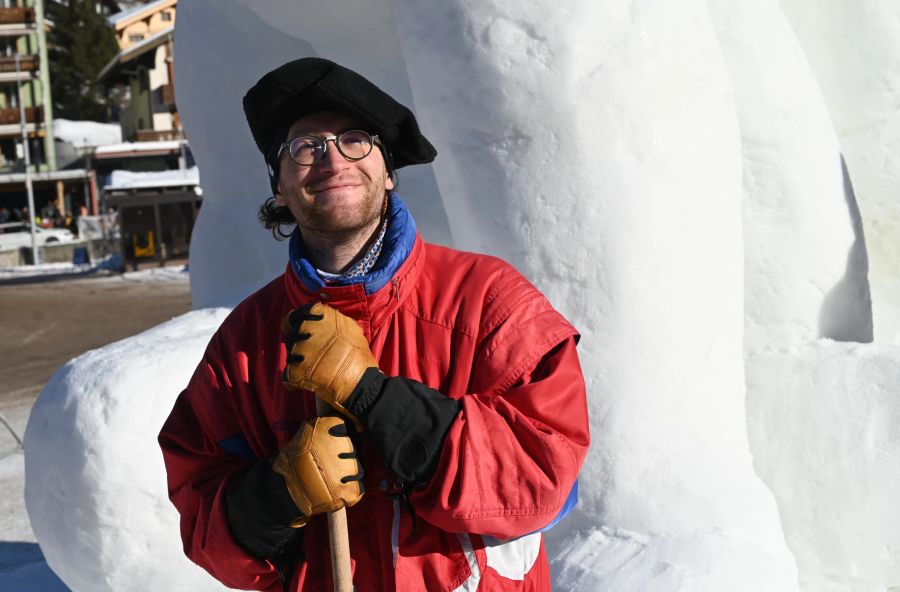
0 7 35 25
0 55 37 73
0 105 42 125
135 128 185 142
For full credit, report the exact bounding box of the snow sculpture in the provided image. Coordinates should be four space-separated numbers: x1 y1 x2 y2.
709 0 872 351
24 309 234 592
391 0 796 589
22 0 900 590
777 0 900 345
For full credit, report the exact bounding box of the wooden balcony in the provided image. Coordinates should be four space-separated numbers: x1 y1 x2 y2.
0 105 42 125
135 128 184 142
0 55 37 73
0 7 34 25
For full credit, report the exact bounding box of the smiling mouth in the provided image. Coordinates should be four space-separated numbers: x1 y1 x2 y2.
312 181 361 193
317 184 358 191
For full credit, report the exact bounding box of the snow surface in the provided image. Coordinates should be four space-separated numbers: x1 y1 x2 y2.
104 166 200 191
777 0 900 345
708 0 872 351
19 0 900 591
394 0 795 588
53 120 122 149
93 140 184 156
747 340 900 591
25 308 236 592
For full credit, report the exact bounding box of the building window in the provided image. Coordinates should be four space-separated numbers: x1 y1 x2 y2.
161 11 172 21
128 34 145 43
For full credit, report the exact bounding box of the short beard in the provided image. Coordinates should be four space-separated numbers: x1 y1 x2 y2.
295 179 387 238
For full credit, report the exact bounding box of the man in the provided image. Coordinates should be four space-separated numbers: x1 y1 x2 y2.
159 57 590 591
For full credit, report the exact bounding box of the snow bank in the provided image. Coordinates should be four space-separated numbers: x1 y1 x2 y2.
394 0 795 588
747 340 900 591
24 308 236 592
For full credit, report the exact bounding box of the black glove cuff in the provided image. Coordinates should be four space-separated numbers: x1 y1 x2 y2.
349 374 460 486
224 462 305 559
345 367 388 421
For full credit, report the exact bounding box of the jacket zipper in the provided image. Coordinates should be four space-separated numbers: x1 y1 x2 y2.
391 277 401 302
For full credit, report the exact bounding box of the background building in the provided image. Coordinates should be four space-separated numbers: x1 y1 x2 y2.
100 0 178 142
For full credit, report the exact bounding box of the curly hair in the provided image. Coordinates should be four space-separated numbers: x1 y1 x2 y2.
258 197 297 240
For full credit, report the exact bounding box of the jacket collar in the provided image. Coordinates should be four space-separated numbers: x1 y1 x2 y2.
283 193 424 336
287 192 417 295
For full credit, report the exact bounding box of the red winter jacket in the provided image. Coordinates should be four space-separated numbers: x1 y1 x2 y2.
159 235 590 591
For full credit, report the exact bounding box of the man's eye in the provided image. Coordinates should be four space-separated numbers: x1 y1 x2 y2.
340 131 369 146
290 139 320 158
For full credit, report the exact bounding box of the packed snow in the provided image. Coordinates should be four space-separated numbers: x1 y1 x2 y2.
16 0 900 591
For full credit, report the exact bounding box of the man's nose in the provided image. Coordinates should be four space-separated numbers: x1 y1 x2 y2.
316 139 349 172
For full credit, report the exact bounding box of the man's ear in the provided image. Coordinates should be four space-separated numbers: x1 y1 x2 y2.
272 167 287 206
385 172 395 191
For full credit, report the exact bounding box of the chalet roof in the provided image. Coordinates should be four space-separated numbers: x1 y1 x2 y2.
97 26 173 82
108 0 175 29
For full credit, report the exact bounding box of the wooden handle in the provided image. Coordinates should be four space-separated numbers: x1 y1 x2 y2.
316 398 353 592
327 507 352 592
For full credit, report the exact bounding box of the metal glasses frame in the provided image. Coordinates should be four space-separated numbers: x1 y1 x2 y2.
276 130 381 166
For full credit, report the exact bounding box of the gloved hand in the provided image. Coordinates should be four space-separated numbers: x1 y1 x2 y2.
272 415 365 522
282 303 379 425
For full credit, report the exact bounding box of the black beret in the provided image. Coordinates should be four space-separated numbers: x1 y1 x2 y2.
243 57 437 171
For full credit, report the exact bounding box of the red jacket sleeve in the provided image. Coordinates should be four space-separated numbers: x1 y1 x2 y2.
411 297 591 540
159 344 283 592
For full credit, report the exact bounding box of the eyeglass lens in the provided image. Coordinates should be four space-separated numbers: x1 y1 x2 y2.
288 130 373 165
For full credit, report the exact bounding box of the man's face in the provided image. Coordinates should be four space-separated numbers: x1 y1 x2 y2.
275 111 394 235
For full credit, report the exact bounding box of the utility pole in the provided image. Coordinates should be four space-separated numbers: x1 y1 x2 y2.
16 53 38 265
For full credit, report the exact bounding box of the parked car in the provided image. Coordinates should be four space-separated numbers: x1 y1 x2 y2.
0 222 76 251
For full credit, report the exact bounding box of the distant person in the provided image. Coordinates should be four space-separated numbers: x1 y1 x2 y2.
0 207 8 224
40 201 61 228
159 58 590 591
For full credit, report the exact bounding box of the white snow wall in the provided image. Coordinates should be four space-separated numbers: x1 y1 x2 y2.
777 0 900 345
708 0 872 352
391 1 796 589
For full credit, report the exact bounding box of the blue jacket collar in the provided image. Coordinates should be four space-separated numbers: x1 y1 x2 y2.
288 192 417 295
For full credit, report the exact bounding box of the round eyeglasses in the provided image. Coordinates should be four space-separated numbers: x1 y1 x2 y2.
277 130 379 166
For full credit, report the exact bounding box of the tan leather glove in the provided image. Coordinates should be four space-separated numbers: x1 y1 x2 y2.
282 303 379 424
272 416 364 524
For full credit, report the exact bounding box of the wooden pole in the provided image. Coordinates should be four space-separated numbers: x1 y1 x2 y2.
316 398 353 592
